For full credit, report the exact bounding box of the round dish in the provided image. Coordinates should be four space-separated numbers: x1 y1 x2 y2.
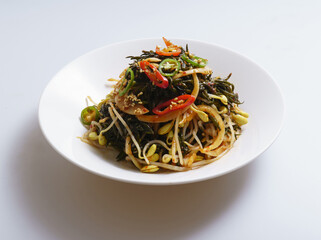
38 38 285 185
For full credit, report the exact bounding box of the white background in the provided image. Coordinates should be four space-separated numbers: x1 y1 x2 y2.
1 0 320 239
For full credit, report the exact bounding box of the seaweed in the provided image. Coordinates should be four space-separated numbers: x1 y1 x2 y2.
127 50 166 62
94 44 243 162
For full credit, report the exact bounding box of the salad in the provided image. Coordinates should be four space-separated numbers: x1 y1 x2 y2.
80 38 249 173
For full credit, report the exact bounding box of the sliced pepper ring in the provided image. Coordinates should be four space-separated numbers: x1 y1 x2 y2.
139 60 169 88
152 95 196 115
119 68 134 96
159 58 181 77
155 37 182 57
81 106 100 125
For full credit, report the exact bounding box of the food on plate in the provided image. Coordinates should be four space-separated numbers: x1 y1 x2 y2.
80 37 249 173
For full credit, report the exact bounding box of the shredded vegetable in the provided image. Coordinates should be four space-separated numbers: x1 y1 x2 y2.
80 38 249 173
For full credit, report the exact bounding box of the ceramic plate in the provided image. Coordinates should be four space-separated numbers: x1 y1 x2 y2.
38 38 284 185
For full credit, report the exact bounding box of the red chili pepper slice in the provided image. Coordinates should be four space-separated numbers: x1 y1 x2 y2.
155 37 182 57
139 60 169 88
152 95 196 115
162 37 174 47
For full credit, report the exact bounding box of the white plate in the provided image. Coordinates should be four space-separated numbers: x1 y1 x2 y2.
38 38 285 185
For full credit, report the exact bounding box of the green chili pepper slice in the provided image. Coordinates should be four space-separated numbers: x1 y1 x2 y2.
181 54 208 68
119 68 135 96
81 106 100 125
158 58 181 77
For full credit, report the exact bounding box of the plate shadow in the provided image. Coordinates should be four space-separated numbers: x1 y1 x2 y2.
10 116 258 240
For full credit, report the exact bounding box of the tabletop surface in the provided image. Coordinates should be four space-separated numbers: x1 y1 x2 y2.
1 1 320 239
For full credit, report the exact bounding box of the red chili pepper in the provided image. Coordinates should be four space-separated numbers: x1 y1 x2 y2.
152 95 196 115
162 37 174 47
155 37 182 57
139 60 169 88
